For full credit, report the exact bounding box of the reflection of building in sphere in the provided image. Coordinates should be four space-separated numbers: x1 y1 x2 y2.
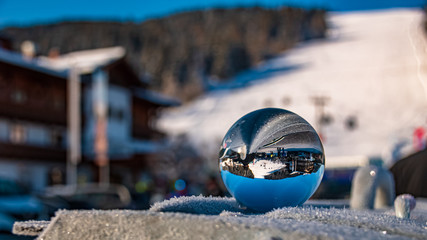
220 147 323 180
220 158 254 178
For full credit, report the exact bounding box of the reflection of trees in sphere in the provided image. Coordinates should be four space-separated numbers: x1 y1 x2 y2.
219 108 325 212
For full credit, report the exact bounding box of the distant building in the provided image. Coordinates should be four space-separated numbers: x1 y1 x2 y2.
0 44 179 191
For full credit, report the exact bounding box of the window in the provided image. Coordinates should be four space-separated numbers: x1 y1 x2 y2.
10 123 26 144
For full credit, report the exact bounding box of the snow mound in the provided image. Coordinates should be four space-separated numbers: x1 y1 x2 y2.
149 195 246 215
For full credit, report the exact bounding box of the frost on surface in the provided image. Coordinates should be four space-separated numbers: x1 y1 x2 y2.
33 196 427 239
149 195 247 215
13 220 49 236
266 206 427 239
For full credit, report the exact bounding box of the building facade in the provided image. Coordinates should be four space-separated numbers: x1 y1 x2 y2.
0 43 178 191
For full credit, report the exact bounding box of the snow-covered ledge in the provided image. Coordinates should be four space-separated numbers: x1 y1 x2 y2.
13 196 427 239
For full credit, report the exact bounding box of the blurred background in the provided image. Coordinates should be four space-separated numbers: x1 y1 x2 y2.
1 0 427 238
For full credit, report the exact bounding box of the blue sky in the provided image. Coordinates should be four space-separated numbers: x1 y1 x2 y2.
0 0 425 29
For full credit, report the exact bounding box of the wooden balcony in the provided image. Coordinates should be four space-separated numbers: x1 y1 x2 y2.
0 142 66 162
0 100 66 125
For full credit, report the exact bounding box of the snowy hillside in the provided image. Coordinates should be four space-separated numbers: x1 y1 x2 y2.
159 9 427 167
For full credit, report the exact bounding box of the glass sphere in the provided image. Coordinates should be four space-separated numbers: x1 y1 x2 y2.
219 108 325 212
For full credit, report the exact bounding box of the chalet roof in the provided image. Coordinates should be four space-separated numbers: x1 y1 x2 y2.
0 46 125 77
134 89 180 107
38 46 125 74
0 47 179 107
0 48 66 78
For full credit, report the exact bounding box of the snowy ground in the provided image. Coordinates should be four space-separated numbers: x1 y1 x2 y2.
15 196 427 239
159 9 427 167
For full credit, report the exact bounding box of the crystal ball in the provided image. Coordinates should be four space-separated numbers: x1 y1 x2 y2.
219 108 325 212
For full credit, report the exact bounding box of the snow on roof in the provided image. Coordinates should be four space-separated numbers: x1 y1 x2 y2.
38 46 125 74
0 46 125 77
135 89 181 107
0 48 66 78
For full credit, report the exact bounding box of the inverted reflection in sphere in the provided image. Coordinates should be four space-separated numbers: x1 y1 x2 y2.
219 108 325 212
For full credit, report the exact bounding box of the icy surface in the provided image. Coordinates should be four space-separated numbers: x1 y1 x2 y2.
33 196 427 239
158 9 427 167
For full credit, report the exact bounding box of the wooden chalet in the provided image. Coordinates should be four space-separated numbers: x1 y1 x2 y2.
0 44 179 191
